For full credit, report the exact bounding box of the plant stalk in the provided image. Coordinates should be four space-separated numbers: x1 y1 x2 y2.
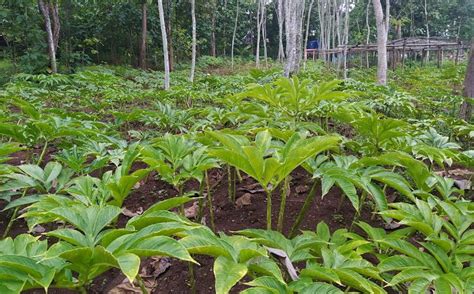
289 180 318 238
188 262 196 294
136 275 149 294
277 176 291 233
265 188 273 230
197 179 205 222
205 171 216 231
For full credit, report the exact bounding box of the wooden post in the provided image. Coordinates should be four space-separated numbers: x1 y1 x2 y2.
392 48 397 70
421 49 425 66
455 42 461 65
401 38 406 67
437 46 441 68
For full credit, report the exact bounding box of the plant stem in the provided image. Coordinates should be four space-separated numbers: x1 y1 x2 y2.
205 171 216 231
231 167 236 203
336 192 345 212
188 262 196 294
235 168 242 182
197 179 205 222
277 176 290 233
227 165 233 201
2 141 49 238
265 188 273 230
178 185 185 215
136 275 149 294
289 180 318 238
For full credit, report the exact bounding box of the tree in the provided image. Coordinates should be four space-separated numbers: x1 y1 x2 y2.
284 0 305 77
231 0 240 69
189 0 196 82
38 0 60 73
210 0 217 57
303 0 315 69
372 0 390 85
277 0 285 62
459 41 473 120
157 0 170 90
139 0 148 69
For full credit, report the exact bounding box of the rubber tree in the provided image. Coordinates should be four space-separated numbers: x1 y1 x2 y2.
459 41 473 121
38 0 60 73
372 0 390 85
284 0 305 77
231 0 240 69
157 0 170 90
189 0 196 82
139 0 148 69
277 0 285 62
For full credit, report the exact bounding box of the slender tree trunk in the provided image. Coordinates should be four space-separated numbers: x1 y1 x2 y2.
460 41 473 121
231 0 240 69
342 0 350 79
139 1 148 69
158 0 170 90
262 2 268 67
303 0 315 69
49 1 60 53
38 0 57 73
256 0 262 67
189 0 196 82
372 0 389 85
423 0 430 61
210 0 217 57
166 1 174 71
365 0 371 67
277 0 285 62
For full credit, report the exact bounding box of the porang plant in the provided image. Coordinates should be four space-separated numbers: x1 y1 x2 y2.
208 129 340 230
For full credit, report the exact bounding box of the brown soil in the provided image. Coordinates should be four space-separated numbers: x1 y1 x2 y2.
1 158 384 294
93 168 382 294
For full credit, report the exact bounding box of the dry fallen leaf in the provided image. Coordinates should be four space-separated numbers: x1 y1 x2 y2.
454 179 471 190
236 193 252 208
122 207 143 217
107 257 171 294
185 201 199 219
32 225 46 234
295 185 309 194
384 220 402 230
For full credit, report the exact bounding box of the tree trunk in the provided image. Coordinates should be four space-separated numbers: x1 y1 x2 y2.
277 0 285 62
256 0 262 67
231 0 240 69
423 0 430 61
165 1 174 71
262 1 268 67
372 0 389 85
139 1 148 69
49 1 60 53
38 0 57 73
303 0 315 69
460 42 473 121
158 0 170 90
342 0 350 79
210 0 217 57
189 0 196 82
365 0 371 68
284 0 305 77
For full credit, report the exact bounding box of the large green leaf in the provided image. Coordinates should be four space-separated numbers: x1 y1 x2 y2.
214 256 248 294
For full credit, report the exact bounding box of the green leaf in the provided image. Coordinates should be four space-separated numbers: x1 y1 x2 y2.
214 256 248 294
127 236 195 263
299 282 343 294
117 253 140 283
389 269 438 286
